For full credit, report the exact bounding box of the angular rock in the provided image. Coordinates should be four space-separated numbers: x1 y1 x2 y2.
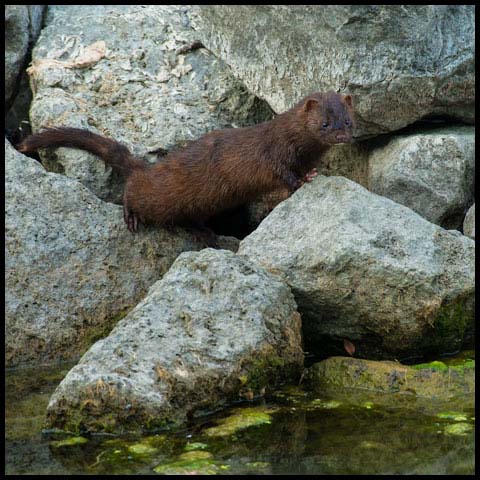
27 5 273 203
45 249 303 433
5 5 45 107
305 356 475 400
192 5 475 137
238 175 475 359
5 139 210 368
368 126 475 229
463 204 475 239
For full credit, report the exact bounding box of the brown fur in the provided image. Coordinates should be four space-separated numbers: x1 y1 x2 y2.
18 91 354 232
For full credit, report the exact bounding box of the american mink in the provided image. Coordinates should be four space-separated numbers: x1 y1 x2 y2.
18 91 354 233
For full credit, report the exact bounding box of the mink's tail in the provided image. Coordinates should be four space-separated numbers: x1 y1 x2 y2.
18 127 145 176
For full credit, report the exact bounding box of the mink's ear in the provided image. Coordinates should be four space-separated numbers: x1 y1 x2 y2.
304 98 319 112
343 95 353 108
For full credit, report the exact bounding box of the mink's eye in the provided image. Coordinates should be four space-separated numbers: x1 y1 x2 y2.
345 119 351 126
322 122 329 128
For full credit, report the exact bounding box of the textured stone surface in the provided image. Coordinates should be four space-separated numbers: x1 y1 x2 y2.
192 5 475 137
5 5 45 106
368 126 475 229
5 139 211 367
239 175 475 359
463 204 475 239
45 249 303 433
26 5 273 203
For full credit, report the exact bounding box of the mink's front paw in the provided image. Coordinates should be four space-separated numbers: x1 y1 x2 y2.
304 168 318 183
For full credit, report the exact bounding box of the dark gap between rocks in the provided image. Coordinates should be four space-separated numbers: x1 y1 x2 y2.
206 204 256 240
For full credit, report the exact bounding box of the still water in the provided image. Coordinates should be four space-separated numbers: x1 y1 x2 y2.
5 357 474 475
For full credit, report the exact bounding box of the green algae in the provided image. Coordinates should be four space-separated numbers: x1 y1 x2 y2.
5 352 475 475
412 360 449 372
436 411 468 422
308 399 342 409
153 450 229 475
203 406 277 437
443 423 473 436
127 443 158 456
184 442 209 452
412 358 475 372
50 436 88 447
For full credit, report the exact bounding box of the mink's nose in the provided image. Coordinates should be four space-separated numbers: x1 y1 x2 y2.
335 133 351 143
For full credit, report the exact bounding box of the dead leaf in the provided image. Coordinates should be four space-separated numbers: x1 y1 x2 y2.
343 339 356 356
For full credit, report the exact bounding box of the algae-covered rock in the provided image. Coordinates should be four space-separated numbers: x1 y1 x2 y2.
239 175 475 359
45 249 303 433
305 356 475 400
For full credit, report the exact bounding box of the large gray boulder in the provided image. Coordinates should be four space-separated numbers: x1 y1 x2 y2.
192 5 475 137
5 5 45 107
45 249 303 433
27 5 273 203
5 139 212 368
239 175 475 359
368 126 475 229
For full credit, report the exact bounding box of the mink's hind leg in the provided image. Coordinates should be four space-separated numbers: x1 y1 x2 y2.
123 196 141 233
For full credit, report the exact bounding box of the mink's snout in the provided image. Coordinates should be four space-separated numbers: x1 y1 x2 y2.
334 132 352 143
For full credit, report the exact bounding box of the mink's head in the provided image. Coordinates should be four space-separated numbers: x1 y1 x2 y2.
301 91 354 145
